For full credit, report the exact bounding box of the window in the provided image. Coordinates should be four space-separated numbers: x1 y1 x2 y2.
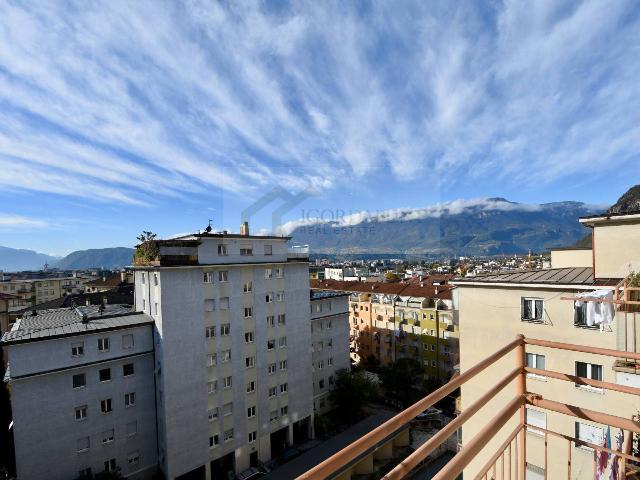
267 339 275 350
430 345 436 351
122 334 134 349
279 336 287 348
521 298 544 322
575 422 604 448
102 429 114 444
218 244 227 256
99 368 111 382
223 403 233 416
329 375 334 385
318 360 324 370
218 270 228 282
221 323 230 336
574 302 594 328
77 436 90 453
328 357 333 366
73 373 86 389
268 363 276 374
220 297 230 309
208 408 219 421
204 272 214 283
319 379 325 389
126 421 137 437
221 350 231 363
223 376 232 389
575 361 603 391
206 326 216 338
245 356 255 368
267 315 275 327
279 360 287 370
224 429 234 442
525 463 545 480
125 392 136 407
247 381 256 393
280 383 288 394
269 386 277 397
100 398 112 414
207 354 217 367
245 331 254 343
209 434 219 448
153 273 158 285
127 451 139 468
104 459 116 472
244 307 253 318
264 245 272 255
123 363 135 377
270 410 279 421
243 281 252 293
280 405 288 416
78 468 92 478
208 381 217 394
247 406 256 418
275 267 284 278
278 314 286 325
205 299 215 312
266 292 273 303
249 430 257 443
526 408 546 435
265 268 273 279
71 342 84 357
526 353 546 378
98 337 110 352
276 291 285 302
240 245 253 256
75 405 88 421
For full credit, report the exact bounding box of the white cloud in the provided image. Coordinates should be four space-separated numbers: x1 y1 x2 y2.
0 214 49 229
0 0 637 205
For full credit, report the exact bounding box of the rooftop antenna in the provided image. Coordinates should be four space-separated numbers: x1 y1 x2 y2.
204 219 213 233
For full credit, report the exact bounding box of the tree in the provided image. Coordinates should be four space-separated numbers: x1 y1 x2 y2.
380 358 424 409
329 369 379 424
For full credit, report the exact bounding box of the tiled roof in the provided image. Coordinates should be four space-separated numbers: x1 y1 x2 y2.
452 267 620 286
85 274 124 287
310 278 453 299
13 285 134 315
2 304 152 345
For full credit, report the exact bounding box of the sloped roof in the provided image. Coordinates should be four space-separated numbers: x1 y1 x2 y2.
310 278 453 299
453 267 620 286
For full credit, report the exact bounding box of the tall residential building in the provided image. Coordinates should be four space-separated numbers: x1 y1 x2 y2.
309 291 350 415
3 305 158 480
0 276 90 310
133 230 313 479
452 210 640 479
310 278 458 383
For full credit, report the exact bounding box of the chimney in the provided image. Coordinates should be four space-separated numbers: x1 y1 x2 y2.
120 272 126 283
103 296 108 305
240 222 250 236
86 298 91 306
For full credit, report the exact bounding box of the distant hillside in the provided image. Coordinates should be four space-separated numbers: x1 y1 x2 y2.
290 198 600 256
607 184 640 214
0 246 60 272
55 247 135 269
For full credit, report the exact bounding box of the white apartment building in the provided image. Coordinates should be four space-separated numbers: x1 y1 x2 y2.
309 291 350 415
133 229 313 479
3 305 158 480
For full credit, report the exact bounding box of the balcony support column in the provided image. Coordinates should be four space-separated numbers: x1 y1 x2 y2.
516 334 526 480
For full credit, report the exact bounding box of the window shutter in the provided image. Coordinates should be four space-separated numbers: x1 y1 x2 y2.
534 300 543 320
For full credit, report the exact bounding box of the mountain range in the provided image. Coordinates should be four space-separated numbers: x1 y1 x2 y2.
3 185 639 270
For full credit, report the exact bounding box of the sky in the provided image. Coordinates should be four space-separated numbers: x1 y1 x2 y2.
0 0 639 256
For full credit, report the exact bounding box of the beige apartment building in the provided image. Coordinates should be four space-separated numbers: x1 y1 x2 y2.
453 211 640 479
0 277 90 309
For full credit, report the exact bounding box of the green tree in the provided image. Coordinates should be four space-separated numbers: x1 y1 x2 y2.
380 358 424 409
329 369 378 424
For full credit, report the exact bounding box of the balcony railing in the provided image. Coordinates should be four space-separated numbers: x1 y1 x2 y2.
297 335 640 480
288 244 309 258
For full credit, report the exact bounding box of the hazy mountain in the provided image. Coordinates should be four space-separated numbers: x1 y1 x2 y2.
607 184 640 214
290 198 601 256
55 247 135 269
0 246 60 272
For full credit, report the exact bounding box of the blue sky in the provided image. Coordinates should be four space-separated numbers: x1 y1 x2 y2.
0 0 638 256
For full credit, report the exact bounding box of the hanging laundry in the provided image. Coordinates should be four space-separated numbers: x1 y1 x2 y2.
609 429 623 480
595 426 611 479
575 289 615 328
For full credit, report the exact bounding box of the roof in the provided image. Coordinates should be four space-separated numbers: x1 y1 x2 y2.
310 290 350 300
2 304 152 345
0 293 19 300
310 278 453 300
580 210 640 224
85 274 124 287
452 267 620 287
165 232 291 242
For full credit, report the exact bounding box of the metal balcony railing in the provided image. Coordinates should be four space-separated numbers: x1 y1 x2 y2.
297 335 640 480
288 244 309 258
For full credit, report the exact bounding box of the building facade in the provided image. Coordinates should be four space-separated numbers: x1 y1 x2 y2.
309 291 350 415
0 276 90 310
453 211 640 479
133 230 313 479
3 306 158 480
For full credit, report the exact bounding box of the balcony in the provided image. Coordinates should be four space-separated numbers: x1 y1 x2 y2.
288 244 309 259
298 335 640 480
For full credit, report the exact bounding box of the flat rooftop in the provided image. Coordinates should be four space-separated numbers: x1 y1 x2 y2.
2 304 152 345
